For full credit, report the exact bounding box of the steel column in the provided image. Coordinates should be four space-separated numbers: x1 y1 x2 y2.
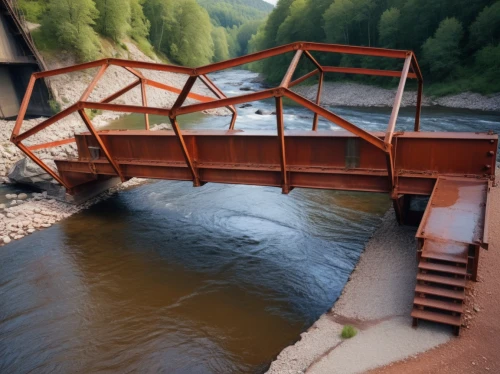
312 72 324 131
276 97 289 193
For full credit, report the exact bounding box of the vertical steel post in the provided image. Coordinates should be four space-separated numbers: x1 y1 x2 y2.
275 96 289 194
78 109 126 182
312 72 324 131
141 79 150 130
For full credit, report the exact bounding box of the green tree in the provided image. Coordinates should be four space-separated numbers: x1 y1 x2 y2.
323 0 355 44
422 17 464 78
237 20 263 55
129 0 151 41
95 0 131 41
469 1 500 48
169 0 214 66
378 7 400 48
41 0 101 61
212 27 230 61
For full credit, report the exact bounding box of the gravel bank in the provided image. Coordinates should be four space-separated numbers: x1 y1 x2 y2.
0 41 228 246
267 210 453 374
369 184 500 374
292 82 500 111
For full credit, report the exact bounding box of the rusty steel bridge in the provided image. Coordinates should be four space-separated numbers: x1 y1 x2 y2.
10 42 498 335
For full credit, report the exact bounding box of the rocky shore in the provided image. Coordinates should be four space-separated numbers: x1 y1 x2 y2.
0 42 225 246
292 82 500 111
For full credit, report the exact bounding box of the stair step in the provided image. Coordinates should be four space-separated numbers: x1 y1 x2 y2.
418 261 467 276
422 240 468 265
422 251 468 264
417 273 467 288
411 308 462 327
413 296 463 313
415 284 465 300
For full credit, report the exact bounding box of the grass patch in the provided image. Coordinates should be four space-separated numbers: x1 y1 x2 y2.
85 109 103 120
341 325 357 339
48 99 61 114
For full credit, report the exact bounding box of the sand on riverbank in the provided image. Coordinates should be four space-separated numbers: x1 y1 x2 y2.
368 184 500 374
267 208 468 374
292 82 500 112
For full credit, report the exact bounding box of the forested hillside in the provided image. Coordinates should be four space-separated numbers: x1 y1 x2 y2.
17 0 272 66
16 0 500 95
198 0 273 28
249 0 500 95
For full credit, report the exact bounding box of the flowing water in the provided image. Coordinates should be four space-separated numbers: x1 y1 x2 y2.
0 70 499 373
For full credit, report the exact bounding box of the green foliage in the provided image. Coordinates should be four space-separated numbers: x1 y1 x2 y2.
129 0 151 41
41 0 101 61
95 0 131 41
378 8 400 48
198 0 272 28
250 0 499 95
48 99 61 114
469 1 500 48
422 18 463 78
341 325 357 339
168 0 214 66
18 0 48 23
212 27 230 62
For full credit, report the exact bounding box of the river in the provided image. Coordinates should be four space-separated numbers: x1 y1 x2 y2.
0 70 499 373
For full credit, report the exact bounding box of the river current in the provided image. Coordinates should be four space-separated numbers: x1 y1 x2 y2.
0 70 499 373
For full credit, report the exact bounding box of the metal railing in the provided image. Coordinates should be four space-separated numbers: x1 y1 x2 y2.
11 41 423 194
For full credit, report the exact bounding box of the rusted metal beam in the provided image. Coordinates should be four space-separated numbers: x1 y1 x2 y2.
312 72 324 131
109 58 193 75
283 89 387 152
280 50 304 88
171 76 198 113
323 66 417 79
415 80 423 132
196 43 300 75
124 66 145 79
385 54 412 145
80 101 171 117
80 63 108 101
34 59 108 79
78 109 125 182
304 51 323 72
100 80 141 104
140 79 150 130
302 42 410 59
27 137 75 151
198 74 238 130
175 89 277 116
145 78 215 103
11 74 36 139
15 103 79 143
275 97 289 193
169 117 200 186
17 142 68 187
288 69 320 88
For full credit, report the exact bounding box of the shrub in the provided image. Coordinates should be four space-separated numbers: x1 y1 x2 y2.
341 325 357 339
48 99 61 114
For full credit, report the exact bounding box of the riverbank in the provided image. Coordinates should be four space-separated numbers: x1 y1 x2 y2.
268 184 499 373
292 82 500 112
0 41 225 245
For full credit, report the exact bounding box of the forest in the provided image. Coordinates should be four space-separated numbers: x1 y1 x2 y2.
18 0 271 66
249 0 500 94
16 0 500 95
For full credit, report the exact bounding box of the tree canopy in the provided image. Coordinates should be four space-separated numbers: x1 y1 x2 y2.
249 0 500 94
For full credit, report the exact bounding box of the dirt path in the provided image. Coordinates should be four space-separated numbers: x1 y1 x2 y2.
368 185 500 374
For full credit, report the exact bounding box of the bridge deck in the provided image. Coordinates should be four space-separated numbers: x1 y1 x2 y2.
53 129 497 196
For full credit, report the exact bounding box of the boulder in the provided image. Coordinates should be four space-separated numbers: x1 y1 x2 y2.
255 109 273 115
8 158 54 185
239 104 253 108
